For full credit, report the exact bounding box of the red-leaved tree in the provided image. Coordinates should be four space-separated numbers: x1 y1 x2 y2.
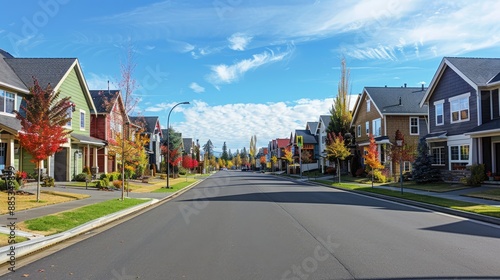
14 79 73 201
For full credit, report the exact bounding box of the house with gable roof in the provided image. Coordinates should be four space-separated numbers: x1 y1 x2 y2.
0 49 104 181
351 85 428 177
268 138 289 171
292 125 319 173
89 89 129 174
317 115 332 173
130 116 163 171
420 57 500 180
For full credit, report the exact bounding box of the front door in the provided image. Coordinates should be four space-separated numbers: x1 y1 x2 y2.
496 143 500 175
54 148 68 181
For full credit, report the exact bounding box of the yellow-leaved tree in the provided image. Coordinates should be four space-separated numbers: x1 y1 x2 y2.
325 132 351 183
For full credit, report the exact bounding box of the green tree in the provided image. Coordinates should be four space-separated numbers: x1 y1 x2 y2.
412 138 440 184
327 57 353 136
14 79 73 202
221 142 229 161
325 132 351 183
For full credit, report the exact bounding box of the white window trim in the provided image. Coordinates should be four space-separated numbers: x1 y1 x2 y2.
449 92 470 124
403 161 411 172
409 117 419 135
79 109 86 131
0 91 16 115
431 146 445 166
367 99 371 112
372 118 381 136
365 121 370 135
434 99 444 126
357 125 361 137
65 108 73 129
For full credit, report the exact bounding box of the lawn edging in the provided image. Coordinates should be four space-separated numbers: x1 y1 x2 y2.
312 181 500 226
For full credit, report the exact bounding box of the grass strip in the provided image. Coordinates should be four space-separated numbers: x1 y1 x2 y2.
464 189 500 202
23 198 149 235
0 233 28 247
317 180 500 219
152 181 193 193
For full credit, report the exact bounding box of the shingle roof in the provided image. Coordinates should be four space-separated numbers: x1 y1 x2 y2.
89 90 120 113
276 138 289 148
0 50 27 92
319 115 331 127
4 58 76 89
143 116 161 134
445 57 500 86
306 122 319 134
295 129 317 144
365 86 428 114
0 114 21 133
467 118 500 134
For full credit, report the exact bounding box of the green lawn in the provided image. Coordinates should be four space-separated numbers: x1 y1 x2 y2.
0 233 28 247
152 181 194 193
21 198 149 235
317 180 500 219
382 181 469 192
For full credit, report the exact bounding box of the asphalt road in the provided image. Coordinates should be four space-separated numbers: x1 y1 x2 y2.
3 171 500 279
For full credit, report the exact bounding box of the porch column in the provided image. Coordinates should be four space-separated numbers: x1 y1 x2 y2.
93 146 98 169
86 144 91 168
7 139 15 169
103 147 109 173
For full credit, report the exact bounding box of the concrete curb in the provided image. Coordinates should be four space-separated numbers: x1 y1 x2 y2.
0 178 204 264
310 180 500 226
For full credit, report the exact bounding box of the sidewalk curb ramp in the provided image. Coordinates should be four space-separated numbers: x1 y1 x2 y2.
0 179 203 264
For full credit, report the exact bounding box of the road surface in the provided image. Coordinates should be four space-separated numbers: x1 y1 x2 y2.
3 171 500 279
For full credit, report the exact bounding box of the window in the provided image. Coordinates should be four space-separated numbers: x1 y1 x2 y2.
450 145 469 170
0 91 15 114
66 107 72 127
80 110 85 130
434 100 444 125
367 99 371 112
410 117 419 135
449 93 470 123
365 121 369 135
372 118 381 136
432 147 445 165
357 125 361 137
403 161 411 172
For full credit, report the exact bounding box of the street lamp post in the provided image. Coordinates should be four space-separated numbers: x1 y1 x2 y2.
166 102 190 188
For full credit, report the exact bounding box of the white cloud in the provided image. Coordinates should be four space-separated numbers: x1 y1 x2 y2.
189 82 205 93
228 33 252 51
206 48 292 85
171 98 332 151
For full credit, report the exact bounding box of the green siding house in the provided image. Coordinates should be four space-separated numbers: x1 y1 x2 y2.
0 49 104 181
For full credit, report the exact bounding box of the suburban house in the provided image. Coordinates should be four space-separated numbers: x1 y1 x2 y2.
182 138 194 156
351 85 428 178
89 89 128 174
130 116 163 172
268 138 289 171
420 57 500 180
0 49 104 181
291 127 319 173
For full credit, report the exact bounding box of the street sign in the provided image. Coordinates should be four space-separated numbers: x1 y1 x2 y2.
297 135 303 148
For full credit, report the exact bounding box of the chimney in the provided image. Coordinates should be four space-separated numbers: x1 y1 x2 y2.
404 83 407 88
421 84 424 91
399 97 402 105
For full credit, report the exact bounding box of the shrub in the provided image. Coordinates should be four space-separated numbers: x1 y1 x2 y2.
82 166 91 175
99 173 108 180
74 173 89 182
112 180 122 188
95 179 110 189
159 174 167 179
0 180 20 191
42 176 55 187
179 170 186 176
462 164 487 186
372 169 387 183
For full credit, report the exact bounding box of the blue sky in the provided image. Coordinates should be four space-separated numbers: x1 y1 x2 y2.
2 0 500 153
